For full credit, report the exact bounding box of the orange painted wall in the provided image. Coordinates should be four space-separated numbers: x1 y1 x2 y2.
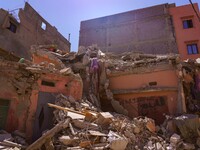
109 69 178 123
109 69 178 90
26 73 82 141
32 54 63 69
38 73 82 99
169 3 200 60
1 72 82 142
0 75 26 133
114 91 177 124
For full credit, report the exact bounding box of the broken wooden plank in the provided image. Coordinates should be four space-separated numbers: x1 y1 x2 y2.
0 140 26 149
65 146 84 150
67 111 85 120
48 103 85 115
44 139 54 150
27 118 70 150
88 130 107 137
92 143 109 149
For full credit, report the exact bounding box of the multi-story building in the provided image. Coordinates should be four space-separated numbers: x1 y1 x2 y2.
169 3 200 60
0 2 71 59
79 3 200 60
79 3 178 54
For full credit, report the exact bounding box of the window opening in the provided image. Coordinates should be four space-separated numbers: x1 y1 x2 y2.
187 44 198 54
41 22 46 30
183 19 193 29
41 80 55 87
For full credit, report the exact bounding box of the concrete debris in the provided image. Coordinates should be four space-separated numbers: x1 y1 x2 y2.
59 135 79 146
28 93 196 150
170 133 181 145
0 133 12 142
182 142 195 149
1 44 200 150
173 114 200 142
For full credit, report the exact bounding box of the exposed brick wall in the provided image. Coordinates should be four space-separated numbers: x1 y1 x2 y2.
0 2 70 59
79 4 178 54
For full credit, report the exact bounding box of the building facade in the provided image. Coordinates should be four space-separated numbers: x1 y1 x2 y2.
0 2 70 60
79 3 200 60
169 3 200 60
0 56 82 142
79 3 178 54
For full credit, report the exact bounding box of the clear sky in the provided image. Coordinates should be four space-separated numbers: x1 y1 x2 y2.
0 0 199 51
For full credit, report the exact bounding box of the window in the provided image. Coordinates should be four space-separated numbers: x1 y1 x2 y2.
149 82 157 86
41 80 55 87
41 22 46 30
183 19 193 29
187 44 198 54
7 21 17 33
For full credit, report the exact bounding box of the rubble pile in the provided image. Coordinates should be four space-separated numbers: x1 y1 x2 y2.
0 45 200 150
24 94 199 150
30 45 66 70
0 130 27 150
181 60 200 113
104 53 179 74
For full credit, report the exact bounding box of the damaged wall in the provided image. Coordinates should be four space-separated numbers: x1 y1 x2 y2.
0 70 19 131
27 73 82 142
0 2 70 59
0 59 82 143
108 67 179 124
79 3 178 54
0 60 37 133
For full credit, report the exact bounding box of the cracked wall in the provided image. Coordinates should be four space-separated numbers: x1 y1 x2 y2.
0 2 70 59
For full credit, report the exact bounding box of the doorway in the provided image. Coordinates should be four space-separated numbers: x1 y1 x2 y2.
32 92 57 142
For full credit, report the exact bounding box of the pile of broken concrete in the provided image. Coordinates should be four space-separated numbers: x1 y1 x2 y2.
0 45 200 150
25 94 200 150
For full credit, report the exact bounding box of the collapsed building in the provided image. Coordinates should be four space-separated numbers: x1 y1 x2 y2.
0 2 70 60
0 45 198 149
0 47 82 143
0 2 199 150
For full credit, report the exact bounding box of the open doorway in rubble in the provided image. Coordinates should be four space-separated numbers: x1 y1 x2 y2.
32 92 57 142
0 99 10 130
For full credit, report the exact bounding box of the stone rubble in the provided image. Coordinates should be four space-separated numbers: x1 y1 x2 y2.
0 45 200 150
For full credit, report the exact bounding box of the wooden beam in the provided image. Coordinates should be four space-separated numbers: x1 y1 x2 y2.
0 140 26 149
47 103 85 115
26 118 70 150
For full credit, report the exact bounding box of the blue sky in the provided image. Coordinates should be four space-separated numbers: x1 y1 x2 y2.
0 0 199 51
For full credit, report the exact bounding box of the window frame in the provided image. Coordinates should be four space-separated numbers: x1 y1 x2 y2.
183 19 193 29
41 22 47 30
181 16 194 29
7 21 17 33
187 43 198 55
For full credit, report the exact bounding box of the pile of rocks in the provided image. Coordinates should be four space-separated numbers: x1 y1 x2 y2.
25 94 184 150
